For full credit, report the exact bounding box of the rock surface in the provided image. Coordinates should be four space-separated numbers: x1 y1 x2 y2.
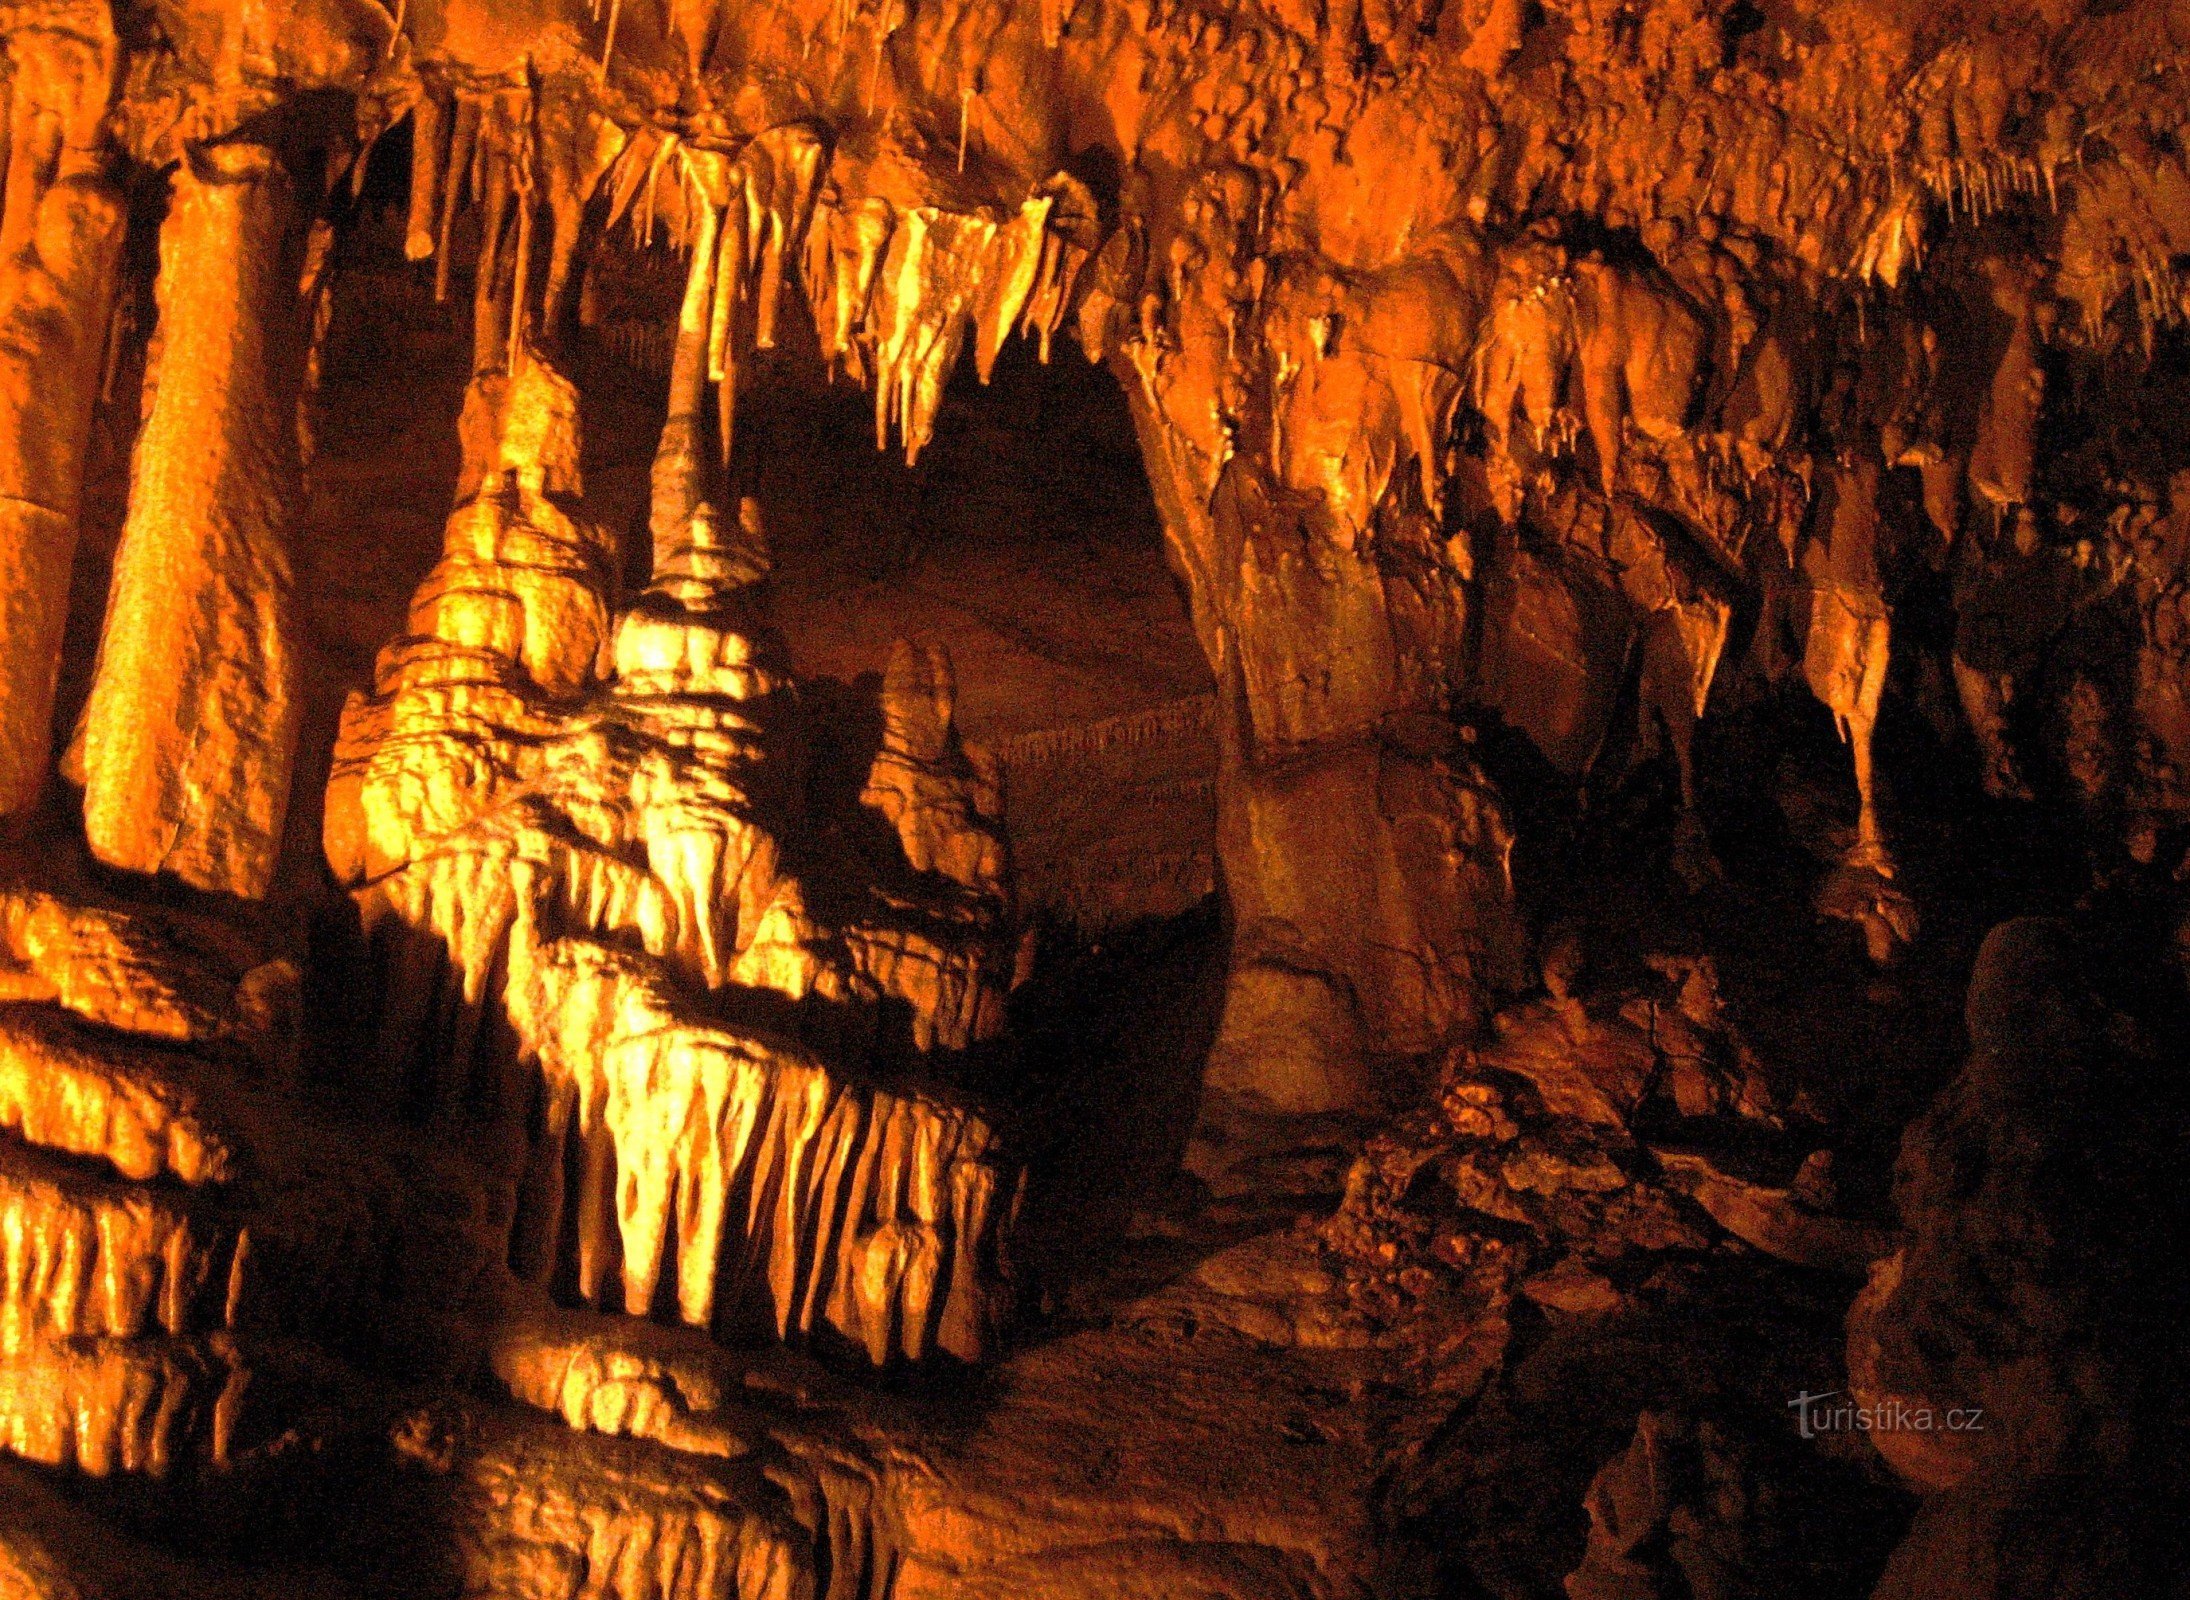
0 0 2184 1593
1848 918 2187 1598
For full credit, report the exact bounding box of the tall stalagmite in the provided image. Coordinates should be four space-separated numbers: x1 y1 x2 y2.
0 0 2185 1593
79 140 306 897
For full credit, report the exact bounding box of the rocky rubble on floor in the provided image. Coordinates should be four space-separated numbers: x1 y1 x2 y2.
1112 934 1898 1394
1317 943 1892 1339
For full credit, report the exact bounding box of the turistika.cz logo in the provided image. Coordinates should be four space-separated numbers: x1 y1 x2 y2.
1787 1390 1985 1440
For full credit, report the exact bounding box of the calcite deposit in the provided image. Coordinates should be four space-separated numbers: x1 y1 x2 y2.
0 0 2184 1592
327 350 1021 1362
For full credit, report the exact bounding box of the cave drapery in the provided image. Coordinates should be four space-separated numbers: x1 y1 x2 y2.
0 0 2186 1593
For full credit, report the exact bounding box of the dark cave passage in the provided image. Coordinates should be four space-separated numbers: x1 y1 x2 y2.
3 2 2188 1597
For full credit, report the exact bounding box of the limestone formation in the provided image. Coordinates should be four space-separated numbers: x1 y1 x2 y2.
325 348 1020 1365
0 0 2183 1592
79 141 312 897
1847 919 2184 1599
0 22 122 818
1318 948 1835 1325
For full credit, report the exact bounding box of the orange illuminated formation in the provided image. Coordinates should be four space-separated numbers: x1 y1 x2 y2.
0 0 2184 1593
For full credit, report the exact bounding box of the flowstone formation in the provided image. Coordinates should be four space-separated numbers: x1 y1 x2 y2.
327 352 1022 1363
0 861 382 1480
0 0 2186 1594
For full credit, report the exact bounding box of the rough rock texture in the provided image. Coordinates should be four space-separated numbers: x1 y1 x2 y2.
0 857 394 1487
1313 943 1894 1329
1846 918 2188 1600
1563 1411 1781 1600
0 0 2185 1593
78 140 314 897
0 19 123 818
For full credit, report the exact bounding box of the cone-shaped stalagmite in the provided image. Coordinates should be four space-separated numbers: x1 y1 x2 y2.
0 29 124 819
80 142 309 898
650 155 724 558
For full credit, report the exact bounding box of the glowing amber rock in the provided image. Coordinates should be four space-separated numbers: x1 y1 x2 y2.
79 142 307 899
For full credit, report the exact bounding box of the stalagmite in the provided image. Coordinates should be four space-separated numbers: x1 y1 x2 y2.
0 29 123 818
0 0 2186 1588
332 350 1019 1364
79 142 309 899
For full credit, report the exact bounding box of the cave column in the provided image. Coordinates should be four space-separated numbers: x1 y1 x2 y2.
0 29 125 819
1123 384 1524 1115
79 141 309 898
1205 491 1489 1113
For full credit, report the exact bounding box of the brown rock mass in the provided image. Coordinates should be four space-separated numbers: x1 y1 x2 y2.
0 22 122 816
0 0 2183 1592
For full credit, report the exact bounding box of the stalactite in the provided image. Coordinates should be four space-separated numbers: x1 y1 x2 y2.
652 155 723 554
435 92 482 302
406 87 449 262
536 81 629 339
0 1332 253 1478
507 933 1009 1361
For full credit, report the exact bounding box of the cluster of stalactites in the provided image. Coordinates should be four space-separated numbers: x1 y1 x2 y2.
504 929 1011 1363
604 122 831 483
486 90 1107 470
800 155 1101 462
394 78 1114 475
402 75 629 376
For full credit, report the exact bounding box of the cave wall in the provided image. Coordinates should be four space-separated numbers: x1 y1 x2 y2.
4 0 2185 1116
0 1 2186 1595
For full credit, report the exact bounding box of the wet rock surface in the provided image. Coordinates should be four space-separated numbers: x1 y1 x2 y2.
0 0 2186 1591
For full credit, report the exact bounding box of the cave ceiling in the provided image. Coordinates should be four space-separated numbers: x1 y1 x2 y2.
0 0 2185 1594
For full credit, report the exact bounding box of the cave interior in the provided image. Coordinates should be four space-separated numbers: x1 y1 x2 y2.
0 0 2186 1596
